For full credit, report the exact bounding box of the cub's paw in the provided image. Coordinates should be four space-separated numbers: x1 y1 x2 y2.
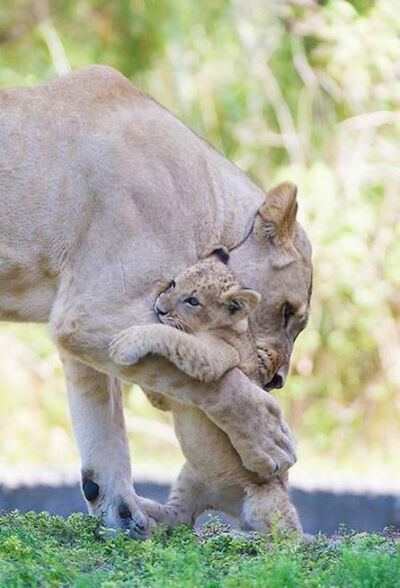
191 364 217 384
138 497 172 526
184 357 220 383
109 328 149 365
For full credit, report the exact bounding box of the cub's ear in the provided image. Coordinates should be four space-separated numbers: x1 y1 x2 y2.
211 246 230 265
201 245 230 264
221 287 261 319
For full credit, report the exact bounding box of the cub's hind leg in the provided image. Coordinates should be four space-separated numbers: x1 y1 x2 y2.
138 462 209 528
240 476 302 535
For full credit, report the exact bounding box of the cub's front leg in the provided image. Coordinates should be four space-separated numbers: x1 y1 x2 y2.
109 324 239 383
109 324 159 365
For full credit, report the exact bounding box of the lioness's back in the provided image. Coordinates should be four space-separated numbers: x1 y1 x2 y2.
0 66 145 114
0 66 263 323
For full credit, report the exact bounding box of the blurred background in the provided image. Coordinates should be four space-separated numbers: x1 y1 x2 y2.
0 0 399 528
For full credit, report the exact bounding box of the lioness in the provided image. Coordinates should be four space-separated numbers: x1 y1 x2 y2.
110 249 301 533
0 66 312 538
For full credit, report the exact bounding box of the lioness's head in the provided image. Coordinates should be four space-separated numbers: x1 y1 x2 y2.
229 181 312 391
154 249 261 334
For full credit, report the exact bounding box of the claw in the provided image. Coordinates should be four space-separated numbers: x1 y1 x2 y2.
113 498 152 539
118 500 132 520
134 520 145 532
129 513 151 540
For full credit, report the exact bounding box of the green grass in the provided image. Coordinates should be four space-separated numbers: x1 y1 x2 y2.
0 512 399 587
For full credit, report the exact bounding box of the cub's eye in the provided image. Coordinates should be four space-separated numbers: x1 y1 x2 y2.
184 297 200 307
168 280 176 290
283 303 295 328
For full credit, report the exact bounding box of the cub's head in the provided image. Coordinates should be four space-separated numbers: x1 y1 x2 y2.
155 248 261 334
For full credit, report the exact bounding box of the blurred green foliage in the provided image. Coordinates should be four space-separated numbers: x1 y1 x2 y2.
0 0 399 484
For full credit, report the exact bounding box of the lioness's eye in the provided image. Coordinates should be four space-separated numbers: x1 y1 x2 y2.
283 303 295 328
184 297 200 307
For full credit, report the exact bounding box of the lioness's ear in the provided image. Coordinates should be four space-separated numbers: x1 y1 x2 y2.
222 287 261 319
258 181 298 243
255 181 300 266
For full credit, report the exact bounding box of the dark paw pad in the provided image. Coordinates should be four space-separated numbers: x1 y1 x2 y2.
82 479 100 502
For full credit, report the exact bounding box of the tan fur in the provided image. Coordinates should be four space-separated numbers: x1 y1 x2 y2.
111 255 301 534
0 67 311 536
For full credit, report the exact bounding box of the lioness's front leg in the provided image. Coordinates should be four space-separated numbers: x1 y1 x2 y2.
109 324 239 383
61 355 154 538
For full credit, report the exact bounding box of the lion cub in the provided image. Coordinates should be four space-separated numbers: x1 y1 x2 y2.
110 249 301 534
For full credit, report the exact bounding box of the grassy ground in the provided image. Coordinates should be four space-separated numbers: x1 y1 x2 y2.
0 512 399 587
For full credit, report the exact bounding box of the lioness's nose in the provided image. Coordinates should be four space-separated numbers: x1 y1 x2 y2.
265 373 283 390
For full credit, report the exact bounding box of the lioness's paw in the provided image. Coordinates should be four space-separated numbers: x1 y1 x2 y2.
109 329 149 365
91 488 155 540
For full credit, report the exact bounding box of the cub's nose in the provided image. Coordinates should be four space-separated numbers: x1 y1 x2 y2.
154 305 167 316
265 373 283 390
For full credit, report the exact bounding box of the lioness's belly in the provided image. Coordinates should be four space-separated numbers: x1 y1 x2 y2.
0 249 58 322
